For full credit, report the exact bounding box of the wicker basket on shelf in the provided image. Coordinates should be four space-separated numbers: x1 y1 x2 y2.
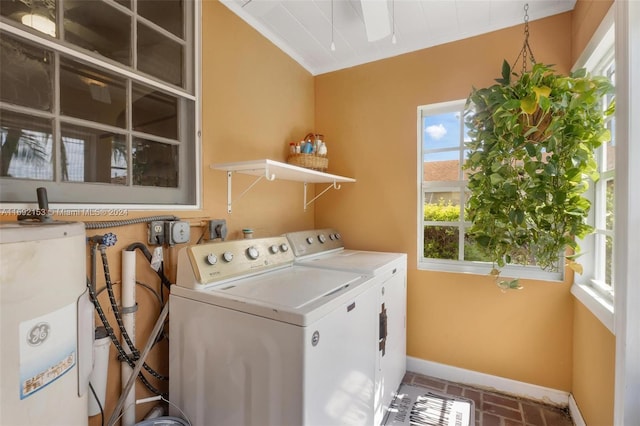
287 153 329 172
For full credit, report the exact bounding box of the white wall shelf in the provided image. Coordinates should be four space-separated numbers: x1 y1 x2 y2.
210 159 356 213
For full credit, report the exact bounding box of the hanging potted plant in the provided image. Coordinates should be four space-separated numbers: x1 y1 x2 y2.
463 5 614 290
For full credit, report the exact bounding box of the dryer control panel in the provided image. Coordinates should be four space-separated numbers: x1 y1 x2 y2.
176 236 294 288
285 228 344 258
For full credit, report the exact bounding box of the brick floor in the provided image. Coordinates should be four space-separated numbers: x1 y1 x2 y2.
402 372 574 426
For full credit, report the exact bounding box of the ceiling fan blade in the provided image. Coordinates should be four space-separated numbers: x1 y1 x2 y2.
361 0 391 42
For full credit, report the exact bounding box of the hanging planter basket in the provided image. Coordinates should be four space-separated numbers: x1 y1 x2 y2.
463 4 615 289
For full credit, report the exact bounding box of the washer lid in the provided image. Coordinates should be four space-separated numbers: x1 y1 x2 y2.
299 250 406 275
215 266 362 309
170 265 374 326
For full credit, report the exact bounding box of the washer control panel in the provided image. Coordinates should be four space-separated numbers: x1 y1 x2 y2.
178 236 294 287
285 228 344 257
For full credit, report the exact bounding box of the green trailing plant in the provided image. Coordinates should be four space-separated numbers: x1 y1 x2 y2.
463 60 614 289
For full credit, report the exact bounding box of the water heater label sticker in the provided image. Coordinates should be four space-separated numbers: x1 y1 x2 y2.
18 302 77 399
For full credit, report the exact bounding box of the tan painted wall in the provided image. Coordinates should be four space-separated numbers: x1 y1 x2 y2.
572 303 616 425
569 2 616 425
571 0 614 64
314 13 576 391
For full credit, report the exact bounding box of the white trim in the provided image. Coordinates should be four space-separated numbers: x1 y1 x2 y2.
569 394 587 426
571 282 615 333
573 5 615 71
614 1 640 424
406 356 569 407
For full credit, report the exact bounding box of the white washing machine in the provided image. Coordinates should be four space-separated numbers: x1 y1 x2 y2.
284 229 407 426
169 236 379 426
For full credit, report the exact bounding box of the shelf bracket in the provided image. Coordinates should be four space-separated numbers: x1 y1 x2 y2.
226 169 276 213
303 181 342 211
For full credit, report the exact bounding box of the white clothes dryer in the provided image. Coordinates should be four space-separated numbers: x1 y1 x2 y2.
170 236 379 426
285 229 407 426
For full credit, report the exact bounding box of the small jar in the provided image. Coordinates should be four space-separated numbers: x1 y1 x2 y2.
242 228 253 239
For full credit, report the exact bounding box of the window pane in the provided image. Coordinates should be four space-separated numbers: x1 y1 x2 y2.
138 0 183 38
137 23 183 86
605 235 613 285
61 123 127 184
60 58 127 128
424 226 458 260
0 0 57 37
423 111 461 151
132 84 178 139
132 138 177 187
463 233 493 262
63 0 131 66
606 179 614 231
0 110 53 180
0 33 53 111
424 192 462 217
423 158 460 182
115 0 131 9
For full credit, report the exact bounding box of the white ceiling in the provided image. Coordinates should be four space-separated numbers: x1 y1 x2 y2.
220 0 577 75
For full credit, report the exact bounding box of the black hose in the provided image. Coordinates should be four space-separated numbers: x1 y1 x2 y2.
87 277 166 397
98 246 169 382
126 242 173 291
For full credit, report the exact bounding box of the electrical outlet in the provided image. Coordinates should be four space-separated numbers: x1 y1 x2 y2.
148 221 165 245
165 220 190 245
209 219 227 240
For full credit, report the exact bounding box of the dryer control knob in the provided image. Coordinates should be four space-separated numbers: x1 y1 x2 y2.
280 243 289 252
318 234 326 243
306 237 314 244
206 253 218 265
269 245 279 254
222 251 234 262
247 246 259 260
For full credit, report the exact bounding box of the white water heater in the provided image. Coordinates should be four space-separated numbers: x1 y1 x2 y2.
0 221 92 425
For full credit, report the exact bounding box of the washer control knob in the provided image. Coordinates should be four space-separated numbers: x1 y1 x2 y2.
334 233 342 240
206 253 218 265
269 245 279 254
247 246 259 260
329 234 336 240
318 234 326 243
280 243 289 252
222 251 234 262
306 237 314 245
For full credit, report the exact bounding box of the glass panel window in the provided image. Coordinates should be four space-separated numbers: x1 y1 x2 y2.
60 124 127 184
0 110 53 180
0 33 53 111
63 0 131 66
132 84 178 139
60 58 127 128
137 22 183 86
132 138 178 188
419 100 560 280
0 0 198 206
0 0 57 38
137 0 183 38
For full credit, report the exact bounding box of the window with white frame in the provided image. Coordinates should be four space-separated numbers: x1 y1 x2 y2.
418 100 562 281
0 0 199 206
573 17 616 323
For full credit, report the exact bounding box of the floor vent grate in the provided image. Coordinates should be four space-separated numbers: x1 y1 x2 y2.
383 385 475 426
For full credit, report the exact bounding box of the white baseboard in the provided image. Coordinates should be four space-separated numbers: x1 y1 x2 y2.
406 356 570 407
569 394 587 426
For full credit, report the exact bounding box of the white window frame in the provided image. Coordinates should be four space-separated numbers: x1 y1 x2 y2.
570 7 616 332
0 0 202 210
417 100 562 281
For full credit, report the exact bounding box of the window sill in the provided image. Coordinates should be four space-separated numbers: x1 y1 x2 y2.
570 282 615 333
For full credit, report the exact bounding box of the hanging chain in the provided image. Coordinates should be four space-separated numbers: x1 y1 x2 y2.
511 3 537 75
